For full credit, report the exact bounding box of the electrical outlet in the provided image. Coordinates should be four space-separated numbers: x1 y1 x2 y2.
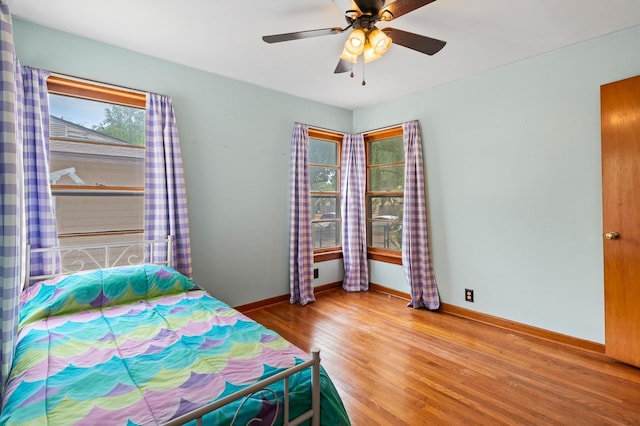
313 268 319 279
465 289 474 303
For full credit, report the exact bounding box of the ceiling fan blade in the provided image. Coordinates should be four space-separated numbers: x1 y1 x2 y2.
334 59 353 74
381 0 437 20
262 27 344 44
383 27 446 55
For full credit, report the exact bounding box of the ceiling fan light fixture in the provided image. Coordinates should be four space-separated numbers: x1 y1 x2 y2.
363 42 382 63
369 29 392 55
345 29 366 55
339 46 358 63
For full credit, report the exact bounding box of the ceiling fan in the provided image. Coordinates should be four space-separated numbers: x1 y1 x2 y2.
262 0 446 81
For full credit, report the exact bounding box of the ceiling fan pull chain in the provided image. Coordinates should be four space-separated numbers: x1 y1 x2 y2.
362 60 366 86
350 60 355 78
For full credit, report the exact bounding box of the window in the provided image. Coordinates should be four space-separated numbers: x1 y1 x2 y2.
365 126 404 264
308 128 343 261
47 75 147 248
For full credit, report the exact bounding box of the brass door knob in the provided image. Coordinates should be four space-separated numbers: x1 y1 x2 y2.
605 232 620 240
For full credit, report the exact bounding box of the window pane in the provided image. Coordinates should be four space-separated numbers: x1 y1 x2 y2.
54 195 143 235
49 94 146 146
308 130 342 252
369 136 403 165
366 128 404 254
311 196 340 249
312 196 338 218
309 138 337 166
50 149 144 187
369 165 404 192
59 233 144 248
368 220 402 250
313 223 341 249
48 81 146 243
310 166 338 191
367 196 403 250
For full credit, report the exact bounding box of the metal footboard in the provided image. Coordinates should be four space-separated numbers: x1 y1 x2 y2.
163 350 321 426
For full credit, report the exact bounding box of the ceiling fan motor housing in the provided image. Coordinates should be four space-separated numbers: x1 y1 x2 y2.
352 15 379 31
358 0 386 14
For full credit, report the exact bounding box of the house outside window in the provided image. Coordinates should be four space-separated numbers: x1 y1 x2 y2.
365 126 404 265
308 127 343 261
47 76 147 249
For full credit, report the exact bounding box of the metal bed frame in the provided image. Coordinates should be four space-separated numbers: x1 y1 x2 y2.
25 236 174 287
163 350 321 426
23 237 322 426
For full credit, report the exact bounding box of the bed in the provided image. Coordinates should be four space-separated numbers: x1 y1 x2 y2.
0 240 350 425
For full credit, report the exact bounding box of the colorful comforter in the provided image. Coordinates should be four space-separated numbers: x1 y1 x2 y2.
0 265 350 425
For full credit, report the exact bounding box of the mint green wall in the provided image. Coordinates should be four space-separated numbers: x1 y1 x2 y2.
355 25 640 343
14 17 640 343
13 19 352 307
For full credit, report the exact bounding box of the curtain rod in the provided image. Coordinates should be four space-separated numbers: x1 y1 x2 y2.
354 121 409 134
302 120 410 136
49 71 149 96
300 123 348 135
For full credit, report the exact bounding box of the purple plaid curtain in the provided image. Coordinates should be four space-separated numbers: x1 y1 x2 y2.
289 123 315 305
19 66 59 277
341 133 368 291
402 120 440 309
1 3 22 397
144 93 192 277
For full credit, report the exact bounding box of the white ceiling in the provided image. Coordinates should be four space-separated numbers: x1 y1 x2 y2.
7 0 640 110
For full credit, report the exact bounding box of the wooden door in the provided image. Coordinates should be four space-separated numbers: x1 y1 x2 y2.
601 74 640 367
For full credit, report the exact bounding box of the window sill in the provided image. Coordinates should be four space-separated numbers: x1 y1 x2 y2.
312 250 403 264
314 250 343 263
368 250 403 265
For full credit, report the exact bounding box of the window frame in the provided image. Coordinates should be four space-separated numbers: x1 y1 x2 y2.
365 126 404 265
47 75 147 242
308 127 344 262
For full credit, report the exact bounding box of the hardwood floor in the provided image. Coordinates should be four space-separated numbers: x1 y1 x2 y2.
244 288 640 425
